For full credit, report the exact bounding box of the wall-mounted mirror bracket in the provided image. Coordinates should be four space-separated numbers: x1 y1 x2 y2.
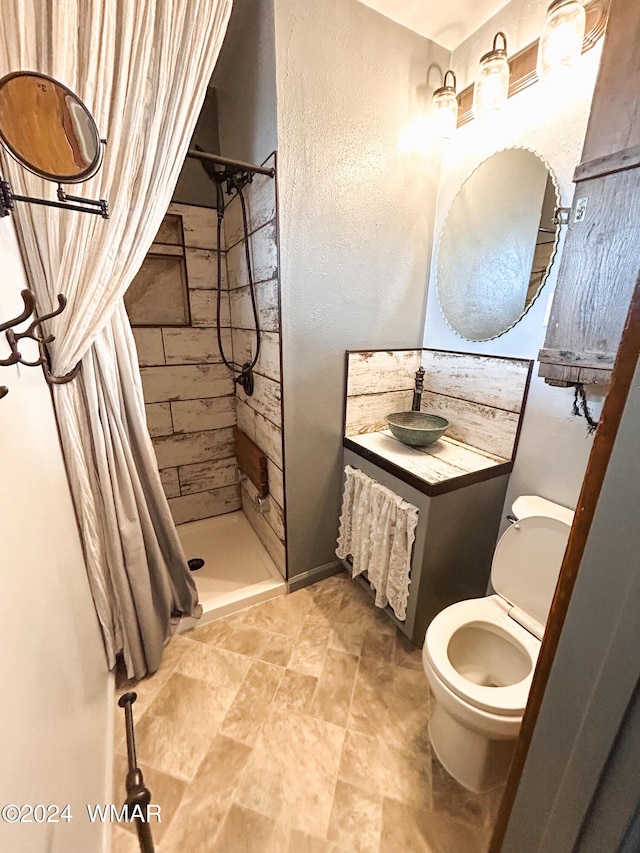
553 206 571 225
0 71 108 399
0 71 110 219
0 174 109 219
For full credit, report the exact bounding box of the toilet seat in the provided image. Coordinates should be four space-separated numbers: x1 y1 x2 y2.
421 497 573 792
491 515 571 630
424 597 540 717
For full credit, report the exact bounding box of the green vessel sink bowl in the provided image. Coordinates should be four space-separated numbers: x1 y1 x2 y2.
385 411 449 447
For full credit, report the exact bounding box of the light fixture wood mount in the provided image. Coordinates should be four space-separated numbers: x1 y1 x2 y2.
457 0 609 127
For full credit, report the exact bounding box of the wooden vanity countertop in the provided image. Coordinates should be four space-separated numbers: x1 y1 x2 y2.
343 430 513 497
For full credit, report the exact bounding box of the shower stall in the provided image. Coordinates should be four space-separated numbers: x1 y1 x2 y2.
124 142 287 624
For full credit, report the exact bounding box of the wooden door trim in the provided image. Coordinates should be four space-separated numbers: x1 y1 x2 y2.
489 270 640 852
574 143 640 182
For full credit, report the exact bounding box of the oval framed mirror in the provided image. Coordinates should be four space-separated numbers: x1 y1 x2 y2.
0 71 102 183
436 147 560 342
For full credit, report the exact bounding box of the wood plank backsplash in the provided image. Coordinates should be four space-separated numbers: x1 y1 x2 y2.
345 389 415 435
419 392 519 460
344 349 532 462
346 350 421 396
421 351 530 413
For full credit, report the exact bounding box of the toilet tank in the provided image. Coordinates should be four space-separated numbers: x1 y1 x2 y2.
512 495 574 528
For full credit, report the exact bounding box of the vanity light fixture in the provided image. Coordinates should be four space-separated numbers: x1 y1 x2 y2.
473 32 510 118
456 0 606 127
537 0 587 80
432 70 459 140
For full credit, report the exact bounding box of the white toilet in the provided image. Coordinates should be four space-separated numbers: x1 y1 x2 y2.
422 495 574 793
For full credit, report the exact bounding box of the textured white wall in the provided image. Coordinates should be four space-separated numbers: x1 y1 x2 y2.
357 0 514 50
0 221 112 853
274 0 450 577
211 0 278 165
423 0 604 519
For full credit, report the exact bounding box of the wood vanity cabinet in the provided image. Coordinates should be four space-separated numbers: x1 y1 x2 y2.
538 0 640 386
341 448 510 647
340 348 533 646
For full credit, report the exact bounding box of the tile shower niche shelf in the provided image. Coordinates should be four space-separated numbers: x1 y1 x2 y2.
125 212 190 327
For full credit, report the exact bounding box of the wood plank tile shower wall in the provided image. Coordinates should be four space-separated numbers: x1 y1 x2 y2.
225 155 286 576
126 158 286 579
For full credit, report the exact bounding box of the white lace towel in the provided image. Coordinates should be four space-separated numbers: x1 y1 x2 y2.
336 466 419 621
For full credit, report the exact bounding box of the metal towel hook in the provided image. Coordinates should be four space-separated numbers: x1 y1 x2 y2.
0 289 81 398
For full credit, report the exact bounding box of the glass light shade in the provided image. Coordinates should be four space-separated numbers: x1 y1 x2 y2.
432 71 458 140
473 33 510 118
537 0 586 80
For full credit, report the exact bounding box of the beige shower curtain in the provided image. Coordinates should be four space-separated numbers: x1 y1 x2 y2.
0 0 233 678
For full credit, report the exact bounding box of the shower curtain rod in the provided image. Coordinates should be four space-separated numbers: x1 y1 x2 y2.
186 148 274 178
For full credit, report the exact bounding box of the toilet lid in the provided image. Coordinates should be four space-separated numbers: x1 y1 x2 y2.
491 516 570 629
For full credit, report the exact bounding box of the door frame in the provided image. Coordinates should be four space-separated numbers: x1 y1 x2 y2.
489 273 640 851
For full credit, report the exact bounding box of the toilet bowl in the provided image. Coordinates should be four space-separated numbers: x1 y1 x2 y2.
422 496 573 793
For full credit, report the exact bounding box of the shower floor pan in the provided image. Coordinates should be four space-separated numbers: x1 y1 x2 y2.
176 510 285 630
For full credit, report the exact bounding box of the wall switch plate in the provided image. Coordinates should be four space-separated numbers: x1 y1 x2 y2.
574 197 589 222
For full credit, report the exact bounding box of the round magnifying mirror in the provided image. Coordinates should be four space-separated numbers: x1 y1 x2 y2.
436 147 560 341
0 71 102 183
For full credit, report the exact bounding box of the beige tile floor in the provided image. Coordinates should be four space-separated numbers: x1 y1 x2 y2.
113 574 502 852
